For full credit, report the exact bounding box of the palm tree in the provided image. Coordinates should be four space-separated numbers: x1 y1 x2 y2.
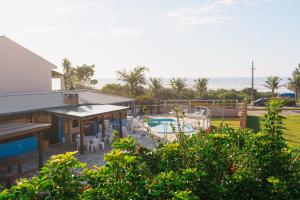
116 66 149 97
292 63 300 77
291 64 300 102
264 76 282 97
194 78 209 99
170 78 186 98
287 75 300 101
148 77 163 98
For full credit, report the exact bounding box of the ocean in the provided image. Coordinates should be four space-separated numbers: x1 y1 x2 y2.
52 77 292 93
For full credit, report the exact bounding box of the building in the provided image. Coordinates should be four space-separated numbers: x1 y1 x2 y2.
0 36 134 183
0 36 63 93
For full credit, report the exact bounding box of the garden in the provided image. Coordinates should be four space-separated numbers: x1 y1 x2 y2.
1 100 299 200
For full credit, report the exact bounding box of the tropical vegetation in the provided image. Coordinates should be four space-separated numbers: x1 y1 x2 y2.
148 77 164 98
116 66 149 97
287 64 300 102
170 78 187 98
1 100 300 199
99 67 293 104
194 78 208 99
63 58 98 90
264 76 282 97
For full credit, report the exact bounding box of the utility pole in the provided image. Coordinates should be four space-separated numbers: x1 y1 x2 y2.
251 61 255 108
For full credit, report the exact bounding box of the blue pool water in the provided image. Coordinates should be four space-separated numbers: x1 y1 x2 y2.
147 118 194 134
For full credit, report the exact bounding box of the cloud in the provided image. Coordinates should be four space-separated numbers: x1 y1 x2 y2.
164 0 277 29
164 6 230 29
217 0 277 6
218 0 238 5
48 1 110 15
24 26 61 33
108 28 144 36
86 30 105 38
49 7 71 15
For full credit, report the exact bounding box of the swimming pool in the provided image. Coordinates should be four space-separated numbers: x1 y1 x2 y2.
147 118 194 134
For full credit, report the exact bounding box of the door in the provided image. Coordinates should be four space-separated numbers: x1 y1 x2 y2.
57 116 65 143
91 121 99 136
49 116 59 144
49 116 65 144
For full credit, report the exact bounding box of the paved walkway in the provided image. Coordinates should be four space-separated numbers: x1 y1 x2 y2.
248 109 300 116
0 132 160 186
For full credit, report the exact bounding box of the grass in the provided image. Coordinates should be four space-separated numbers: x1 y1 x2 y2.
247 115 300 148
211 115 300 148
211 118 241 128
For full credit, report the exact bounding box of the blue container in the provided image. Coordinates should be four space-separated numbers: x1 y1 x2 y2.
0 136 37 159
279 93 295 98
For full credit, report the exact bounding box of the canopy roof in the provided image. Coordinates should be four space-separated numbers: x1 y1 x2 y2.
0 122 51 143
46 104 128 119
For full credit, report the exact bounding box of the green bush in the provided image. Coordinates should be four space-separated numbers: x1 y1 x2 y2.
281 97 296 106
1 100 300 199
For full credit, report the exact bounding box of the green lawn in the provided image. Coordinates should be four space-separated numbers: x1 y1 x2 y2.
247 115 300 148
211 118 241 128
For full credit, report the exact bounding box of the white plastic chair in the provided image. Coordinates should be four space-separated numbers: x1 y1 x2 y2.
90 139 98 153
97 139 105 150
76 135 92 152
95 130 102 139
104 130 114 145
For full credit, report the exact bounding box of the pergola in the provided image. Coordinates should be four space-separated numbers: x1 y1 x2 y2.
0 122 51 170
46 104 128 154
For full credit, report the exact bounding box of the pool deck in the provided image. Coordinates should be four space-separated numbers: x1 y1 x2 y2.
0 132 160 186
144 115 211 142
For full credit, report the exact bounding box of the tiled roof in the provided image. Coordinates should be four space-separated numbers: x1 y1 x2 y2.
64 90 134 105
0 90 134 116
46 105 128 118
0 92 68 116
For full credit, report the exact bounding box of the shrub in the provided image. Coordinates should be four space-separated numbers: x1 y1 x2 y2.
1 100 299 199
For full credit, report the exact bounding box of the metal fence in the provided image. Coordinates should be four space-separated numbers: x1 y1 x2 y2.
135 99 239 117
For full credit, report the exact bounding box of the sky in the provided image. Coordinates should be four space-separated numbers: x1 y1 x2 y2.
0 0 300 79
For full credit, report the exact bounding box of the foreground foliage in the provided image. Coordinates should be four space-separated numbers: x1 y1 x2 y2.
1 100 300 199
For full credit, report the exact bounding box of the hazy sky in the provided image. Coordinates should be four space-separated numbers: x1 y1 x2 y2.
1 0 299 78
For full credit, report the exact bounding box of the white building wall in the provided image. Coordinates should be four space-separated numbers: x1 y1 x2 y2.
0 36 56 94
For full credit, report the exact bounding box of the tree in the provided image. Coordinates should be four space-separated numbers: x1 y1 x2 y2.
170 78 186 98
63 58 98 90
63 59 77 90
241 87 257 102
292 63 300 77
148 77 164 98
264 76 282 97
100 83 129 96
116 66 149 97
287 76 300 101
194 78 209 99
287 64 300 102
75 64 98 89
